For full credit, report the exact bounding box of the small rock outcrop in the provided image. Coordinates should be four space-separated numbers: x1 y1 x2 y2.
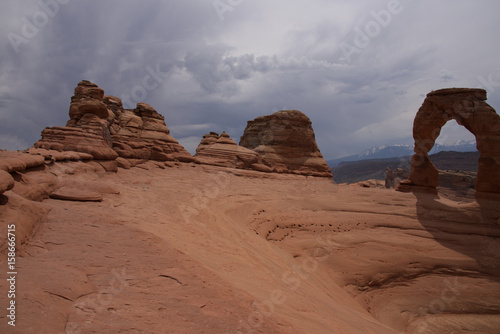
239 110 332 177
194 132 259 169
397 88 500 195
385 168 409 189
34 81 194 169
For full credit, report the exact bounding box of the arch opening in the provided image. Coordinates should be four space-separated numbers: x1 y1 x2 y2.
398 88 500 196
429 120 479 201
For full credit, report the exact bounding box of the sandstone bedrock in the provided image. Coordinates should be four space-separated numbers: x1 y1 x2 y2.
34 80 332 178
397 88 500 197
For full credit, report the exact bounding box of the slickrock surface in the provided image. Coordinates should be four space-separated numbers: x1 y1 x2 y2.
239 110 333 177
1 159 499 334
195 132 259 169
0 170 14 194
401 88 500 194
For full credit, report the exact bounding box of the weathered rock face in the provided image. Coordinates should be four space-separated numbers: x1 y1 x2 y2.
110 102 194 162
398 88 500 195
67 80 110 127
34 81 118 162
239 110 332 177
34 81 194 167
0 170 14 195
0 150 45 173
35 127 118 161
194 132 259 169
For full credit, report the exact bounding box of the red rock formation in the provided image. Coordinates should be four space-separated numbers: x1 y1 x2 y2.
110 102 194 163
398 88 500 195
34 81 118 163
194 132 258 169
35 127 118 161
0 170 14 195
239 110 332 177
34 81 195 169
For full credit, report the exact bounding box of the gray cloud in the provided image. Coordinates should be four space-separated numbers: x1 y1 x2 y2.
1 0 499 159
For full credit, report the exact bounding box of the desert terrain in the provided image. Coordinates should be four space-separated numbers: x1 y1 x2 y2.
1 83 500 333
1 157 500 334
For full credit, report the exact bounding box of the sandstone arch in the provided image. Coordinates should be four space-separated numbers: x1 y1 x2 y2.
405 88 500 194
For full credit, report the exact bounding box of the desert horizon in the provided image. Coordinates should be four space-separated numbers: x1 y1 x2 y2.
1 79 500 333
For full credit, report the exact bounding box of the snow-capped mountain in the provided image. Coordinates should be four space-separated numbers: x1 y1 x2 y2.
358 144 413 159
327 140 477 167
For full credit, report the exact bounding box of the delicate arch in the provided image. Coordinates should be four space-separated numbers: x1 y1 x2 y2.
407 88 500 194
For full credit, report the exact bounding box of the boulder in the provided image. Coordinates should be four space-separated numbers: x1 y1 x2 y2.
239 110 332 177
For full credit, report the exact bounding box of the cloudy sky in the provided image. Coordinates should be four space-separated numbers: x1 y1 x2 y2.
1 0 499 159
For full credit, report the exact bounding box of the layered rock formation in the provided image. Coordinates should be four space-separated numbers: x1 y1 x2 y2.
35 81 118 162
34 81 194 170
0 169 14 194
192 111 332 177
194 132 259 169
32 82 332 177
109 101 194 163
398 88 500 195
239 110 332 177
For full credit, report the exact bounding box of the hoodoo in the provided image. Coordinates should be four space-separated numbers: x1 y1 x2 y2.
34 80 118 163
34 81 194 170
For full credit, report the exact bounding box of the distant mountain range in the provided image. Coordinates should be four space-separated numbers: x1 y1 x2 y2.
330 150 480 184
327 140 477 167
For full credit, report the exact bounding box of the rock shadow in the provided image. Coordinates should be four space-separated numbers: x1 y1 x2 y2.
414 191 500 280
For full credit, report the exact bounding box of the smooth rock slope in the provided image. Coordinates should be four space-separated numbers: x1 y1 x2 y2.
0 159 499 334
